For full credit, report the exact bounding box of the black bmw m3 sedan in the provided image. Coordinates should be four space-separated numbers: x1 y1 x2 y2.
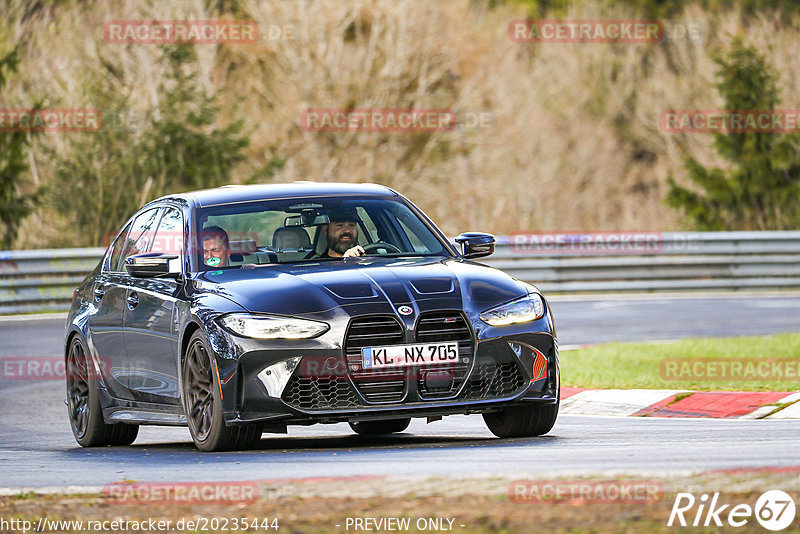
65 182 559 451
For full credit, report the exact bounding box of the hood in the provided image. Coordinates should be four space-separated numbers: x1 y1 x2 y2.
192 257 527 320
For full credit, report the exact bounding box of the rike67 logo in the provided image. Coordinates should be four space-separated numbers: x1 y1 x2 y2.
668 490 796 530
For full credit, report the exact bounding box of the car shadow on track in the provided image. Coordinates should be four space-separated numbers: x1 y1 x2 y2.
60 432 564 458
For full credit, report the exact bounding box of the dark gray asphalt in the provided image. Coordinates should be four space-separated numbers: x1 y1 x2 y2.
0 294 799 489
551 293 800 345
1 379 799 488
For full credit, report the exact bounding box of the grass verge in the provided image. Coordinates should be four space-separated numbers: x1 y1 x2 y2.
560 333 800 391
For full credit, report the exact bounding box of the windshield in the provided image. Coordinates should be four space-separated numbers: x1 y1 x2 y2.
193 196 451 270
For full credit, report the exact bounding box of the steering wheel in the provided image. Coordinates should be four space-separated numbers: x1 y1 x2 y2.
362 242 403 255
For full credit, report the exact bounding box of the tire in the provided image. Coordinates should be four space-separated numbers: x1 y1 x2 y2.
349 418 411 436
483 401 559 438
182 331 262 451
66 336 139 447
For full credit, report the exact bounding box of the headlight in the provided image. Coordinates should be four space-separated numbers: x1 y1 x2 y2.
217 313 329 339
479 294 545 326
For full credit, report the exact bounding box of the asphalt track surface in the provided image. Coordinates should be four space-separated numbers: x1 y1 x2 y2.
1 294 799 489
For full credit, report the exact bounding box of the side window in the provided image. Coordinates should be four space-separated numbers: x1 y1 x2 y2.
119 208 161 270
398 219 430 253
150 208 183 256
104 223 131 272
150 208 184 273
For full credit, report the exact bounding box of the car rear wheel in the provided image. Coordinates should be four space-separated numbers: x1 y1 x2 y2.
183 331 261 451
66 336 139 447
483 401 559 438
349 418 411 436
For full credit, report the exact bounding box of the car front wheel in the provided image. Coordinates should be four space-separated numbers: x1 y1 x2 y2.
483 401 559 438
183 330 261 451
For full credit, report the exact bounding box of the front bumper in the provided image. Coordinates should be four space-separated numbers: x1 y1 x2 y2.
214 327 559 427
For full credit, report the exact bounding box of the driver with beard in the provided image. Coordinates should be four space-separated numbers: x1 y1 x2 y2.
318 206 366 258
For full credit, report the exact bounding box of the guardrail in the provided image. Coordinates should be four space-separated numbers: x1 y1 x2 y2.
491 231 800 293
1 231 800 314
0 247 104 314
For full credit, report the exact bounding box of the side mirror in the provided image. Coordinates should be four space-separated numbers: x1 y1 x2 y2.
125 253 180 278
454 232 495 259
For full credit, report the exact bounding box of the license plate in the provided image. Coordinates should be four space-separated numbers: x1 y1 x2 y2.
362 342 459 370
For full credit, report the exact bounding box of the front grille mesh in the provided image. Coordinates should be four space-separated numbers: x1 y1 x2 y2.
282 359 527 411
416 312 473 398
345 316 406 403
282 376 360 410
460 362 526 399
279 313 531 411
415 312 471 343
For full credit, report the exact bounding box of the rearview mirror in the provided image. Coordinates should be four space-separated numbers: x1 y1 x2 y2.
125 254 180 278
454 232 495 259
284 214 330 227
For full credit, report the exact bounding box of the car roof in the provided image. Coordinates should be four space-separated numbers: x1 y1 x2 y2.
152 182 398 208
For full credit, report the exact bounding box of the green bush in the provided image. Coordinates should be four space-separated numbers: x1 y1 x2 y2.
52 45 252 246
666 38 800 230
0 46 44 249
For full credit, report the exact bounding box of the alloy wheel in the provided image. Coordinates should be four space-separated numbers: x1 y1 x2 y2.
66 339 90 439
185 340 214 441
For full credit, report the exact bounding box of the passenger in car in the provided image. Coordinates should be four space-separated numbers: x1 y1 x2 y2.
201 226 231 267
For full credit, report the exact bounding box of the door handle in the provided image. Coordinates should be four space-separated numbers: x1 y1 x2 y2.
93 286 105 301
126 292 139 310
